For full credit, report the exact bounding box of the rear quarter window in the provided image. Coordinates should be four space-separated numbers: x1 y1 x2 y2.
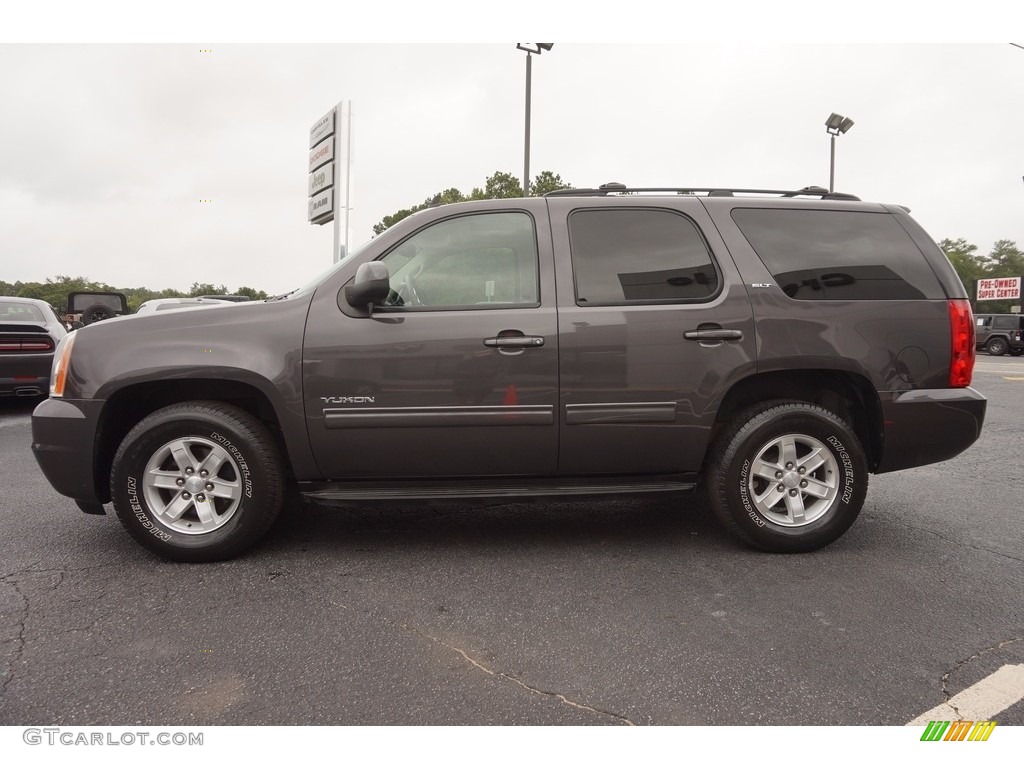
731 209 945 300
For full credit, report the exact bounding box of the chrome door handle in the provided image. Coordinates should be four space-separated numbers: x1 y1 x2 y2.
683 329 743 341
483 336 545 348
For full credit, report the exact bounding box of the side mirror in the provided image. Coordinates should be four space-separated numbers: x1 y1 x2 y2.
345 262 391 309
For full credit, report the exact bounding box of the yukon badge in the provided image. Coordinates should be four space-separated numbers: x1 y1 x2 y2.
321 396 376 404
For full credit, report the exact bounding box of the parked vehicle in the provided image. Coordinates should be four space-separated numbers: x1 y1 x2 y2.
1 296 67 398
32 184 986 561
974 313 1024 356
196 295 253 303
67 291 130 326
135 297 236 314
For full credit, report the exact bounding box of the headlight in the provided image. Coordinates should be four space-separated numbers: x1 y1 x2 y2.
50 331 76 398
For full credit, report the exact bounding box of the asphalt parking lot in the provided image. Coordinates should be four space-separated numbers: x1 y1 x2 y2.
1 357 1022 726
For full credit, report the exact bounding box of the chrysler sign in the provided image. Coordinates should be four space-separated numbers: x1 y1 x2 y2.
309 108 335 149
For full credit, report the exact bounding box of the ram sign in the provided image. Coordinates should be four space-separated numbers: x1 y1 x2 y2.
977 277 1022 301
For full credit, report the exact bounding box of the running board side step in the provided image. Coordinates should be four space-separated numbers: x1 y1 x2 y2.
300 477 696 503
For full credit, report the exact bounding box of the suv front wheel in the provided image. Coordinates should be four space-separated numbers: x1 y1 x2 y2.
110 401 284 562
707 402 868 553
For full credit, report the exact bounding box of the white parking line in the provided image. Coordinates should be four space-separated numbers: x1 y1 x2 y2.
907 664 1024 725
974 366 1024 373
0 415 31 428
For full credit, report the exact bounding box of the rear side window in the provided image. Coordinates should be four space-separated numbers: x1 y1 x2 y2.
568 208 719 304
993 316 1019 330
731 209 945 300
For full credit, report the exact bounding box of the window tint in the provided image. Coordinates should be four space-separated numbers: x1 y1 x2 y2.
731 209 945 301
568 209 718 304
380 212 538 309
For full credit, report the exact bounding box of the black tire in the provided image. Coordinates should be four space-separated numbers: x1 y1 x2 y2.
81 303 116 325
110 401 283 562
1009 348 1022 357
986 337 1008 356
706 402 868 553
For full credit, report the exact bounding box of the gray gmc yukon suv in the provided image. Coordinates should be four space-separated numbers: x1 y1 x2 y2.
32 184 986 561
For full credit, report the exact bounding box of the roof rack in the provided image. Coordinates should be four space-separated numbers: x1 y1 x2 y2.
544 183 861 201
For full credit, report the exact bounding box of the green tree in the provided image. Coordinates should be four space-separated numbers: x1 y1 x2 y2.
984 239 1024 277
373 206 427 236
235 286 269 300
482 171 522 199
939 238 985 292
188 282 229 297
3 276 280 312
530 171 570 196
372 170 570 234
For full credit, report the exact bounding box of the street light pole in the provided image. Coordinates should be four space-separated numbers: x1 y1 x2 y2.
516 44 553 197
829 132 837 194
524 51 532 197
825 112 855 194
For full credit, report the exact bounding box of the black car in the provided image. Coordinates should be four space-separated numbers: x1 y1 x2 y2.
0 296 68 398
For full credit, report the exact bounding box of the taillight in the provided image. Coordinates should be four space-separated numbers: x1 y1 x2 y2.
50 332 76 398
0 336 54 352
948 299 974 387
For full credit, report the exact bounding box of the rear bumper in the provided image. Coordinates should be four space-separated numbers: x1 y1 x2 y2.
31 397 107 503
0 354 52 396
876 387 986 473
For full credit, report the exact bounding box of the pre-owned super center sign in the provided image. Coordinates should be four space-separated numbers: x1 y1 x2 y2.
977 277 1022 301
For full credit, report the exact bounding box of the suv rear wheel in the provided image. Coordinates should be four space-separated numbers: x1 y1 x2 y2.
110 401 283 562
707 402 868 553
986 337 1008 356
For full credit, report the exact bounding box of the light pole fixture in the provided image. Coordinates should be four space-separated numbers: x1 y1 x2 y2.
825 112 855 194
517 43 553 197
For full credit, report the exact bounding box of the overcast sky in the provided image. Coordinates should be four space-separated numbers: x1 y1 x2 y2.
2 18 1022 293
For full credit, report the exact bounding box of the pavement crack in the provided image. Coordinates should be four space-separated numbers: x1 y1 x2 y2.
882 520 1024 565
940 636 1023 717
0 578 29 696
409 626 635 726
0 560 123 580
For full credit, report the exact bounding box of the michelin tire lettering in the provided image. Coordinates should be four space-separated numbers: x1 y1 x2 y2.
738 459 765 526
210 432 253 499
826 435 855 504
126 476 171 542
823 436 856 507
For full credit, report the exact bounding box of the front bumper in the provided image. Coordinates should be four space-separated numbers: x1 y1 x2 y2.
32 397 107 503
876 387 987 473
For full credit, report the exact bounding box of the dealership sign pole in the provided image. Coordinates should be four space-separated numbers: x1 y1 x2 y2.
308 101 353 263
